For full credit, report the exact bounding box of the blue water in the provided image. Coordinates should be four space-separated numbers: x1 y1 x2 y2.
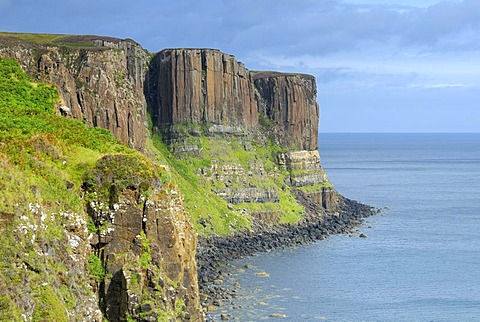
212 133 480 321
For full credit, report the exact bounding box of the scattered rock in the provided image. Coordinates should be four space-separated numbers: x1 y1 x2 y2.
58 105 70 116
359 233 368 238
140 303 152 312
197 197 377 317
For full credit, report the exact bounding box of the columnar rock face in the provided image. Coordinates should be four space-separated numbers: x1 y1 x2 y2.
150 49 258 133
148 48 336 212
0 36 148 150
254 72 319 150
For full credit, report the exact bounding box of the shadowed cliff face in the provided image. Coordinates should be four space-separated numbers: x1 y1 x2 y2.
0 37 148 150
254 72 319 151
150 49 258 134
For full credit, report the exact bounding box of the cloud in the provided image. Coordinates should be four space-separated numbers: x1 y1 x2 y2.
409 83 476 89
2 0 479 57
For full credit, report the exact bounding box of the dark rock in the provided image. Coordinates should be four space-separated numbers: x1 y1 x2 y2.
151 49 257 134
254 72 319 150
140 303 152 312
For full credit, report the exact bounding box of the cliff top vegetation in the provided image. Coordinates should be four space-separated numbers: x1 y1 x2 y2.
0 31 126 49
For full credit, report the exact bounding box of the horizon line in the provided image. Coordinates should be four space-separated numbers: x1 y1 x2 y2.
318 131 480 134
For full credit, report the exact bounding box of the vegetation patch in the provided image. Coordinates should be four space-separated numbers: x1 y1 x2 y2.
32 285 68 322
0 32 119 48
88 254 106 283
139 231 152 268
296 181 333 193
151 123 307 234
82 153 165 206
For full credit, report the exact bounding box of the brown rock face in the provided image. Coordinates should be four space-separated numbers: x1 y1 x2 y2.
0 38 148 150
86 157 203 320
254 72 319 150
150 49 258 133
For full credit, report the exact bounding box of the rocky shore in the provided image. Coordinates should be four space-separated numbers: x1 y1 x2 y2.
196 196 378 319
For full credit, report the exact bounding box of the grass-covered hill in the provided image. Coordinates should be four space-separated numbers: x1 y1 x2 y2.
0 57 177 320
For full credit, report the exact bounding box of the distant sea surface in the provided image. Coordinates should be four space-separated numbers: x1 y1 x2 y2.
210 133 480 321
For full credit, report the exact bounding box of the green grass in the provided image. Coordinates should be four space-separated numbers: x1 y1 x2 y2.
88 255 106 283
0 58 131 214
152 125 307 234
0 57 152 319
0 32 99 48
0 32 63 44
296 181 333 193
139 231 152 268
0 294 22 321
32 285 68 322
152 135 248 235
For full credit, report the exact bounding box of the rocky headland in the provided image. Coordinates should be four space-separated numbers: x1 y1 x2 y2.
0 32 375 321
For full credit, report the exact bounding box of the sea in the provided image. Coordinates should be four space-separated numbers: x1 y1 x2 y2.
208 133 480 322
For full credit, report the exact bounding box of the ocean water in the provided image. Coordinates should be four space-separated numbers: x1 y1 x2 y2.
211 133 480 321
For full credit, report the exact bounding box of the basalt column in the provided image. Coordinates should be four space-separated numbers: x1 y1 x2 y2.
152 49 258 134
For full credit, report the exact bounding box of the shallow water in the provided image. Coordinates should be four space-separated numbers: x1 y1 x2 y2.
208 133 480 321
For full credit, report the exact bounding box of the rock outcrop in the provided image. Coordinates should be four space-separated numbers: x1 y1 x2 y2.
85 154 203 320
0 35 149 150
254 72 319 151
149 49 257 134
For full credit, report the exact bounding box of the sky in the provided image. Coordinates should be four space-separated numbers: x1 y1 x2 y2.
1 0 479 132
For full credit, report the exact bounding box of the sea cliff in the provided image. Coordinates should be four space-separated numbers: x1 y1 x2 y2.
0 32 374 321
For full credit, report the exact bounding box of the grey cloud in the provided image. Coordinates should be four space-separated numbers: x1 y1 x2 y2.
1 0 479 56
402 0 480 49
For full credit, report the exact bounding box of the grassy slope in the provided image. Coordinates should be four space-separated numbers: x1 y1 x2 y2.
151 126 305 235
0 57 147 320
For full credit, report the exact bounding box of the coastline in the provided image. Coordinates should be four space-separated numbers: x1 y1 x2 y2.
196 196 378 317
